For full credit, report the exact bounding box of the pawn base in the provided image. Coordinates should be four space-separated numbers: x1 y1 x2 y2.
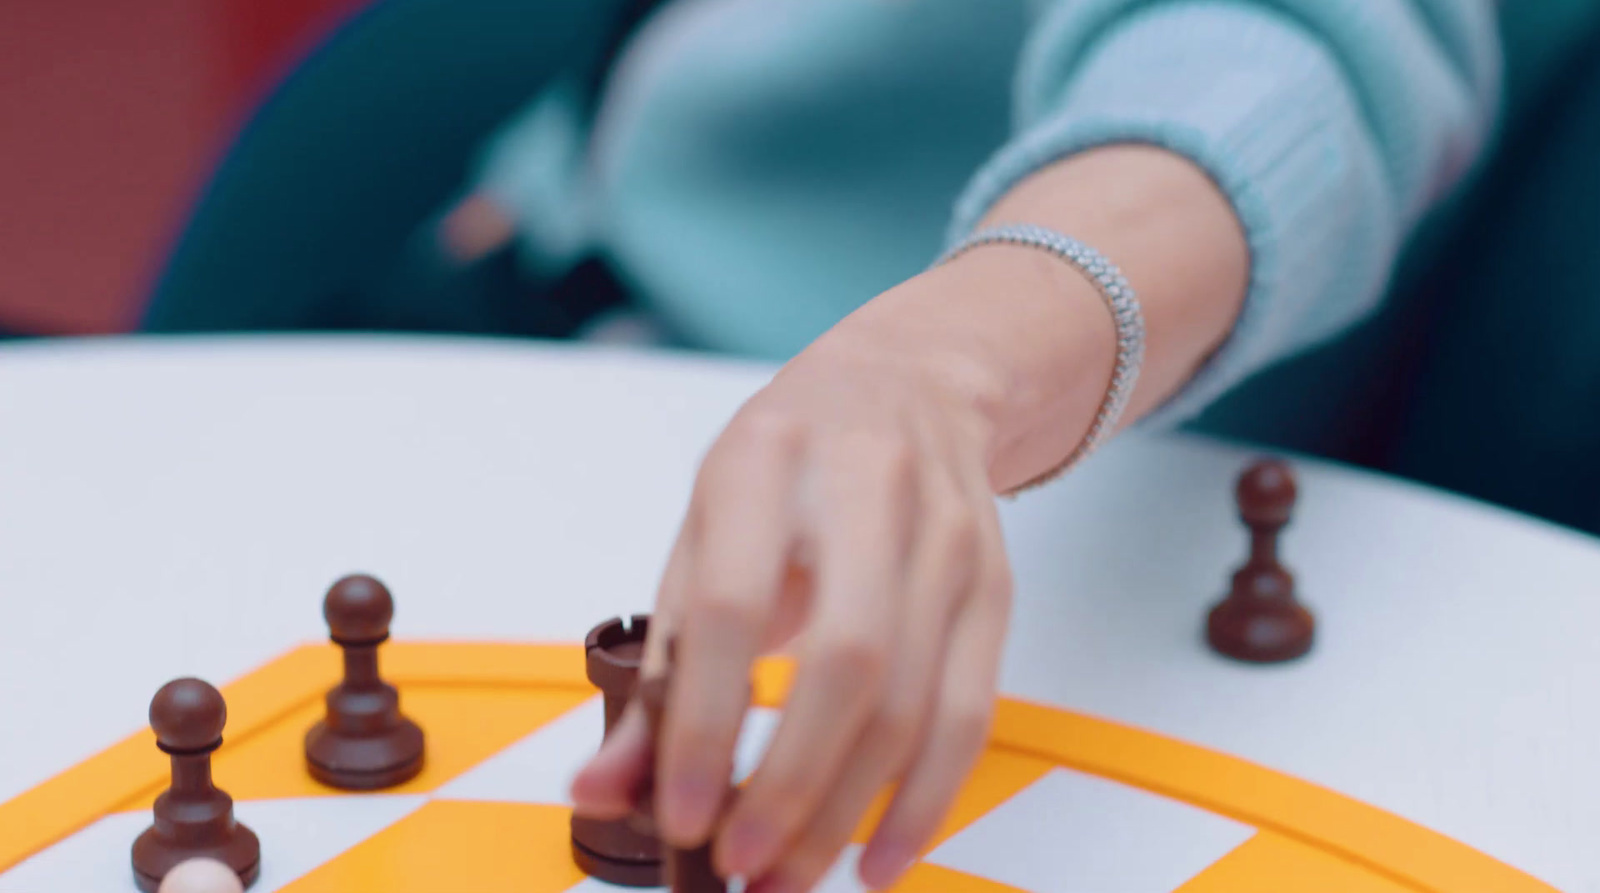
572 839 664 887
1206 597 1315 664
131 823 260 892
572 812 662 886
305 717 426 790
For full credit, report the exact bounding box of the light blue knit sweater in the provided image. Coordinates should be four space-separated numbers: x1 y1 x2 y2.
474 0 1501 424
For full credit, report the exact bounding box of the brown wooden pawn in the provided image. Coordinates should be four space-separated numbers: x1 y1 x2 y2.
304 574 426 789
571 615 664 887
1206 458 1316 663
132 678 260 893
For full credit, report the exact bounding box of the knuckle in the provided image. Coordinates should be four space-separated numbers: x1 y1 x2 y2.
726 409 805 455
927 504 980 565
817 632 890 686
743 769 812 822
786 845 846 889
694 585 763 636
842 430 917 484
662 716 728 774
695 412 802 496
788 811 861 880
943 696 996 752
871 702 925 758
671 718 722 759
978 560 1014 606
878 440 919 488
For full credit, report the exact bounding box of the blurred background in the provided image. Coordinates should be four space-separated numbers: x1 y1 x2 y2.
0 0 365 334
7 0 1600 537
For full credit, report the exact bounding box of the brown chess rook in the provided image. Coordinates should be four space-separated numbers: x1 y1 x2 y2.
131 678 261 893
1206 458 1316 663
571 615 664 887
304 574 426 790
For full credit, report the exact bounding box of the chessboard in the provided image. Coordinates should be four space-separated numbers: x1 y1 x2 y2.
0 635 1554 893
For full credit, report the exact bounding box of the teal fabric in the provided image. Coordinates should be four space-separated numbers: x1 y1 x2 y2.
476 1 1031 358
1194 3 1600 534
138 0 1600 534
1391 34 1600 532
467 0 1494 397
943 0 1496 427
146 0 1494 369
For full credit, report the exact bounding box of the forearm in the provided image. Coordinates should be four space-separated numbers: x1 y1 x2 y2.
813 145 1247 494
879 0 1498 493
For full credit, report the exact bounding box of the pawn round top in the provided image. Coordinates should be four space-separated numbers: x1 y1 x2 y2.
149 678 226 752
1237 458 1297 527
324 574 394 644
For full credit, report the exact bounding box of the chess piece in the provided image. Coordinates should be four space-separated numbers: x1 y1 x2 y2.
571 615 664 887
667 845 726 893
304 574 426 789
1206 458 1316 663
157 858 246 893
131 679 260 893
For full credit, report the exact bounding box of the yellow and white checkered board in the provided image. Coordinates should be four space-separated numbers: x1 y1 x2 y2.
0 643 1554 892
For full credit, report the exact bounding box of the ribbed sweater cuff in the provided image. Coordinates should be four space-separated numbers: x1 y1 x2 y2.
947 2 1398 427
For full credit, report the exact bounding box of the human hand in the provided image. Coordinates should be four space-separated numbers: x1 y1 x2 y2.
572 143 1248 891
570 275 1017 891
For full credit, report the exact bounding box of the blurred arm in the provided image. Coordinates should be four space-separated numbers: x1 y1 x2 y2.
836 0 1503 490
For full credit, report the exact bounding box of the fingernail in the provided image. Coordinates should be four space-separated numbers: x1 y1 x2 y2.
860 841 914 889
662 768 718 837
720 819 778 877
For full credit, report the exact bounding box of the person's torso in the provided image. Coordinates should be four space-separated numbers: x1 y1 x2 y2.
504 0 1035 358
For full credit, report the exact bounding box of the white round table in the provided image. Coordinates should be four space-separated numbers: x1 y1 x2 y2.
0 336 1592 891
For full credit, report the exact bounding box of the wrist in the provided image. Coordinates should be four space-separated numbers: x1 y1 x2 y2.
940 226 1145 489
933 243 1118 491
810 241 1116 493
977 145 1248 419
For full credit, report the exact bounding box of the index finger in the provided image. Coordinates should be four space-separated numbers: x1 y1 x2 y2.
659 417 802 846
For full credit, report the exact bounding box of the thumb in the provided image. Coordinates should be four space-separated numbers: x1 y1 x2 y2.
570 701 652 818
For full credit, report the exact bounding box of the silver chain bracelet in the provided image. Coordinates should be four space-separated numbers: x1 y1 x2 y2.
936 223 1145 488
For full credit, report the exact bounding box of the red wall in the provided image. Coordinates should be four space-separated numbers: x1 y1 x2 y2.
0 0 367 333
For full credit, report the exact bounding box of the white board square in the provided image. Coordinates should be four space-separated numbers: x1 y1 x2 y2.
925 768 1254 892
439 700 784 805
810 845 869 892
0 795 426 893
437 696 604 804
243 795 429 892
0 810 148 893
731 707 781 783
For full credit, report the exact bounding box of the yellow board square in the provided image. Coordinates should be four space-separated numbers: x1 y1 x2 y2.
281 800 586 893
0 642 1560 893
122 687 594 808
1176 831 1414 892
850 749 1054 849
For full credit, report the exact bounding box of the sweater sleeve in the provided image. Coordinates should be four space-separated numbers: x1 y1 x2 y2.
946 0 1502 426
